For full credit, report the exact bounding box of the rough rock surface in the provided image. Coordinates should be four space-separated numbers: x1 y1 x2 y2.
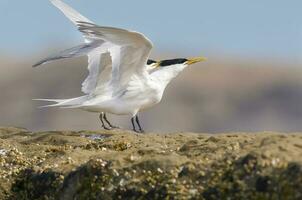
0 127 302 200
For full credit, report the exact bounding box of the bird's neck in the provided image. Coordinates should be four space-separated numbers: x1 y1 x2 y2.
150 64 187 89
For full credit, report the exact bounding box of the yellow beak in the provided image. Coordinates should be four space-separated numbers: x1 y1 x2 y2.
186 57 207 65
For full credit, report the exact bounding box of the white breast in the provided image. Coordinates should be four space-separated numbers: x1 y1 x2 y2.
121 76 163 110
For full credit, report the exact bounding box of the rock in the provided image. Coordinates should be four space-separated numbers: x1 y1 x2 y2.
0 128 301 199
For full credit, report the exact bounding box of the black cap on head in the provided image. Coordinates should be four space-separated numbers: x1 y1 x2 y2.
159 58 188 67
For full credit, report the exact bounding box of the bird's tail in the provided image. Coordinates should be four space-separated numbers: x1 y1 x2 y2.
33 95 88 108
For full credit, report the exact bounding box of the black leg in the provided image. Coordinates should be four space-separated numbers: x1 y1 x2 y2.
103 113 119 129
135 115 145 133
99 113 111 130
131 117 137 132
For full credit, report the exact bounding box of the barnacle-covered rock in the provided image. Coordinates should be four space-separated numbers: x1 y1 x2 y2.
0 127 301 199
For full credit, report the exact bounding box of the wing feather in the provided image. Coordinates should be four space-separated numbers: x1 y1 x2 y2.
37 0 154 98
50 0 94 42
33 42 101 67
78 21 153 47
77 21 153 96
50 0 92 25
81 44 113 94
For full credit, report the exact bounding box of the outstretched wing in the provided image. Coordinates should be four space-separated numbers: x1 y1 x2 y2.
33 0 99 67
34 0 114 95
35 0 153 97
32 42 101 67
78 22 153 96
50 0 92 24
49 0 93 42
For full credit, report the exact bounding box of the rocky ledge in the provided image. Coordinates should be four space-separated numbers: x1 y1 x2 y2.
0 127 302 200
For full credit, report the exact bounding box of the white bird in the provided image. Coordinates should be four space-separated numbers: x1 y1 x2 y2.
34 0 207 133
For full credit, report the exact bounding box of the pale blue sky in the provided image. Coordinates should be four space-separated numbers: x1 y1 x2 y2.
1 0 302 61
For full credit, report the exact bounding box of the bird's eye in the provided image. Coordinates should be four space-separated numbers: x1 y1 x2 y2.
147 59 157 65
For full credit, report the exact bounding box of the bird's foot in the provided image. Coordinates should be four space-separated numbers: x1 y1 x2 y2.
109 125 120 129
102 125 112 130
133 129 145 134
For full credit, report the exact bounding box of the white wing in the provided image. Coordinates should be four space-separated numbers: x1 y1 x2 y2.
94 53 113 93
32 42 101 67
78 22 153 96
36 0 153 97
82 50 112 94
50 0 93 42
35 0 115 95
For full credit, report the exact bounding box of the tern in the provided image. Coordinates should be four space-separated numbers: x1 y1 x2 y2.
34 0 207 133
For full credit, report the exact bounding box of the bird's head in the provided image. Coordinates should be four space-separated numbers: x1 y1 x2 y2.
158 57 207 67
147 57 207 72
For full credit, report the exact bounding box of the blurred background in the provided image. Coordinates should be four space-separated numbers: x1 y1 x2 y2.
1 0 302 133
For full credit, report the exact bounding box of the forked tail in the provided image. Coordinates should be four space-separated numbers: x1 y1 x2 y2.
33 95 88 108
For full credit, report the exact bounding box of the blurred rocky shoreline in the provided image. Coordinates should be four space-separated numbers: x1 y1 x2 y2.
3 56 302 133
0 127 302 199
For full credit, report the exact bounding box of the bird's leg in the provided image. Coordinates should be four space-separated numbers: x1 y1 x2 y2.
135 115 145 133
131 117 137 132
103 113 119 129
99 113 111 130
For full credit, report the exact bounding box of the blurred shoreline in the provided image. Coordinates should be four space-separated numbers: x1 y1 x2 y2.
1 52 302 132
